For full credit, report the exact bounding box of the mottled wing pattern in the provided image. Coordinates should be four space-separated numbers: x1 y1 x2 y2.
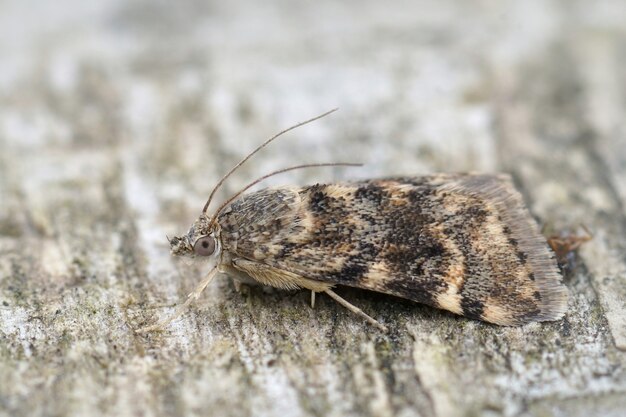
218 174 568 325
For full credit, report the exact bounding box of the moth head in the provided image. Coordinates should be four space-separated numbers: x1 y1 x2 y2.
169 214 220 259
172 110 347 257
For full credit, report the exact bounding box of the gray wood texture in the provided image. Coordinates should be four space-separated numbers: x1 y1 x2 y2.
1 1 625 416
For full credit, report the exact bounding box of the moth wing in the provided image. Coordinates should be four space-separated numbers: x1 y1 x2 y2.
245 175 567 326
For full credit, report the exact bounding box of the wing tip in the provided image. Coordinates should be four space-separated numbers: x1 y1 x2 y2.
453 174 570 326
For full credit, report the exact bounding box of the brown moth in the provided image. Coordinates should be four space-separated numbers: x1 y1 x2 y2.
138 110 568 333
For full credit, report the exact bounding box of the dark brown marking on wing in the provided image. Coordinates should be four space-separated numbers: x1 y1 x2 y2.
379 188 450 306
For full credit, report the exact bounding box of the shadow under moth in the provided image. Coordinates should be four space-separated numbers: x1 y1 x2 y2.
138 109 568 333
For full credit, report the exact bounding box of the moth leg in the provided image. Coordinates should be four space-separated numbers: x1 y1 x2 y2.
324 289 388 333
232 259 387 331
136 265 219 334
311 291 316 308
232 280 252 296
220 264 258 295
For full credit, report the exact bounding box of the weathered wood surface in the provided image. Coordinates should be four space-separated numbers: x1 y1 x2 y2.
1 1 626 416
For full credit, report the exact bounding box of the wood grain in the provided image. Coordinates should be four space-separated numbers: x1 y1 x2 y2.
1 1 625 416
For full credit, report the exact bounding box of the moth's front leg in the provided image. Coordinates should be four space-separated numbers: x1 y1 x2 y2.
230 259 320 306
219 263 259 294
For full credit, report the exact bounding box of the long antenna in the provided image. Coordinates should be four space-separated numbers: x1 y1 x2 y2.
208 162 362 225
202 108 339 213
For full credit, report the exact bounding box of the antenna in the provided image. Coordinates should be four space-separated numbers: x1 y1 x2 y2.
202 108 339 213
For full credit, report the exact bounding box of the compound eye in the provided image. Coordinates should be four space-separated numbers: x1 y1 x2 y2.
193 235 216 256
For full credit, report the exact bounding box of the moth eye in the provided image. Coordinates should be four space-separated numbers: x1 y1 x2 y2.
193 236 216 256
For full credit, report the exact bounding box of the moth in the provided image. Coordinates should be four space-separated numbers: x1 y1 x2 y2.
138 109 568 333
